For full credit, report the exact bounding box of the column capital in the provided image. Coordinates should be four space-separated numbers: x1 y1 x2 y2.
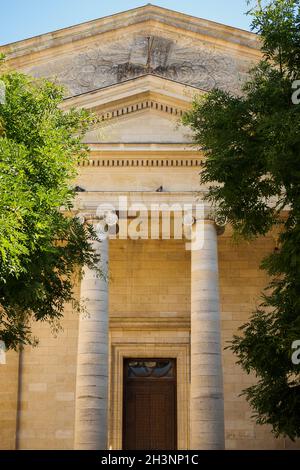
193 216 226 236
75 211 100 225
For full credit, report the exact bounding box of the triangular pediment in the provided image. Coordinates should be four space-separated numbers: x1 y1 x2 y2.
61 74 200 111
61 75 196 144
2 5 261 98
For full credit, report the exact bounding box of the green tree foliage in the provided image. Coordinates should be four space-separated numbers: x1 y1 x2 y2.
0 66 101 350
183 0 300 439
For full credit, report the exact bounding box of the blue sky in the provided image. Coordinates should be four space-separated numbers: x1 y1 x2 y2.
0 1 255 45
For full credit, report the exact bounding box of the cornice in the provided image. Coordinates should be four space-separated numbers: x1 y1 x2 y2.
87 143 197 152
60 74 201 111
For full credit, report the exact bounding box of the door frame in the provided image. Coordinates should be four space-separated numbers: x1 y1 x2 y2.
109 343 190 450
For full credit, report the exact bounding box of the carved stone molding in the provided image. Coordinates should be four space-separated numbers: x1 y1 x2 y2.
79 157 202 168
109 316 190 330
99 99 184 122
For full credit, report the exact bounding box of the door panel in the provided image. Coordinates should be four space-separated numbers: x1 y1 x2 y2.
123 359 177 450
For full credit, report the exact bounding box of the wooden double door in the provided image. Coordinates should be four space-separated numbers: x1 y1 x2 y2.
123 359 177 450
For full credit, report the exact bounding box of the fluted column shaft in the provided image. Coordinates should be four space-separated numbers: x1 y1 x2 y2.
190 220 225 449
74 237 109 450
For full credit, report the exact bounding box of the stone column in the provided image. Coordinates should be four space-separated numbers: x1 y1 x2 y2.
190 219 225 449
74 234 109 450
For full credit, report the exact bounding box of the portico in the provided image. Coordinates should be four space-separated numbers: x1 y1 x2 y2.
72 194 224 449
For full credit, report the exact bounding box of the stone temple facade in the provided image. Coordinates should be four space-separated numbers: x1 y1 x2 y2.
0 4 297 450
